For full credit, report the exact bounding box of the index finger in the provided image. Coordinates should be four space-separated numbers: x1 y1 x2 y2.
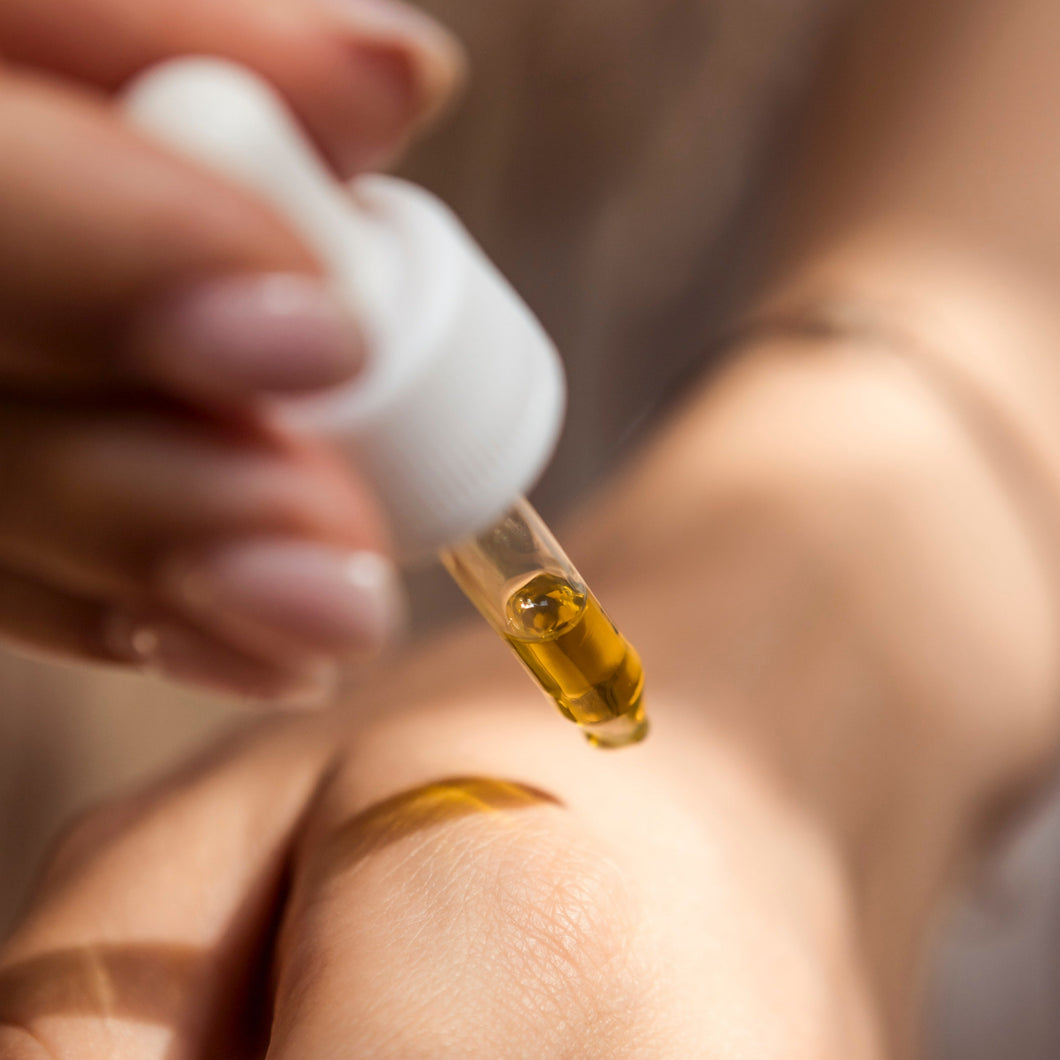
0 0 464 176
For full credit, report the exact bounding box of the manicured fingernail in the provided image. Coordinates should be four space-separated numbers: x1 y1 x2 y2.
103 611 338 707
163 540 405 658
134 274 365 402
323 0 464 135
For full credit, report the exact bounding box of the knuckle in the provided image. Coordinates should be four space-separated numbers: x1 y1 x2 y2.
479 821 641 1010
289 780 655 1058
409 816 653 1053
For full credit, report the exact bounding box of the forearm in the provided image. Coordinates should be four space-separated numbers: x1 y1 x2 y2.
694 0 1060 984
560 334 1060 1052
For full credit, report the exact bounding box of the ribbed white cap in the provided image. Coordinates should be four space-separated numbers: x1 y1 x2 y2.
123 59 566 558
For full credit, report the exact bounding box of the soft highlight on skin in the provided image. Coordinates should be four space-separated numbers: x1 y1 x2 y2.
306 775 563 889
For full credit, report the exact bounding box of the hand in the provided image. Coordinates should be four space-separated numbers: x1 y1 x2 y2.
6 336 1058 1058
0 674 883 1060
0 0 462 703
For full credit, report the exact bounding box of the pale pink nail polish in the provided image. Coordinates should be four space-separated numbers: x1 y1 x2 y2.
133 273 365 402
163 540 405 658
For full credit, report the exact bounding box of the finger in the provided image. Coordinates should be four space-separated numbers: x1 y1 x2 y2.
1 273 368 402
0 0 464 176
0 718 335 1059
0 71 312 311
0 397 376 592
0 70 373 401
0 398 402 663
0 562 114 663
0 563 338 704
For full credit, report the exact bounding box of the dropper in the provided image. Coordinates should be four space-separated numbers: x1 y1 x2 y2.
124 59 647 748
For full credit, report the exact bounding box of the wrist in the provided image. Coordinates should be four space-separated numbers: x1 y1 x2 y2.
740 241 1060 819
754 227 1060 576
569 326 1060 1038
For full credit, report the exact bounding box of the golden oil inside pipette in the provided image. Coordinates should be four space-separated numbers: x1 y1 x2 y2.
502 571 647 748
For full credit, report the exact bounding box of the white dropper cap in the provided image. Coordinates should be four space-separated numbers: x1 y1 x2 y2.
123 58 566 559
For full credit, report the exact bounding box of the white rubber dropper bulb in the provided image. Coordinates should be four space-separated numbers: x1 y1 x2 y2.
123 58 566 559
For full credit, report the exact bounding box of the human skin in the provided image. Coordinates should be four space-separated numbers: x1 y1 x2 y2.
0 0 463 701
1 332 1058 1058
6 0 1060 1056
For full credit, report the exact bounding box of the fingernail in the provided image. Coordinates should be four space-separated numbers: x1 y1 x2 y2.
163 540 405 658
134 274 365 402
103 611 339 707
322 0 465 137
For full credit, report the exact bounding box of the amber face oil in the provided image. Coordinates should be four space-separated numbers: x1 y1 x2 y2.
441 500 648 749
